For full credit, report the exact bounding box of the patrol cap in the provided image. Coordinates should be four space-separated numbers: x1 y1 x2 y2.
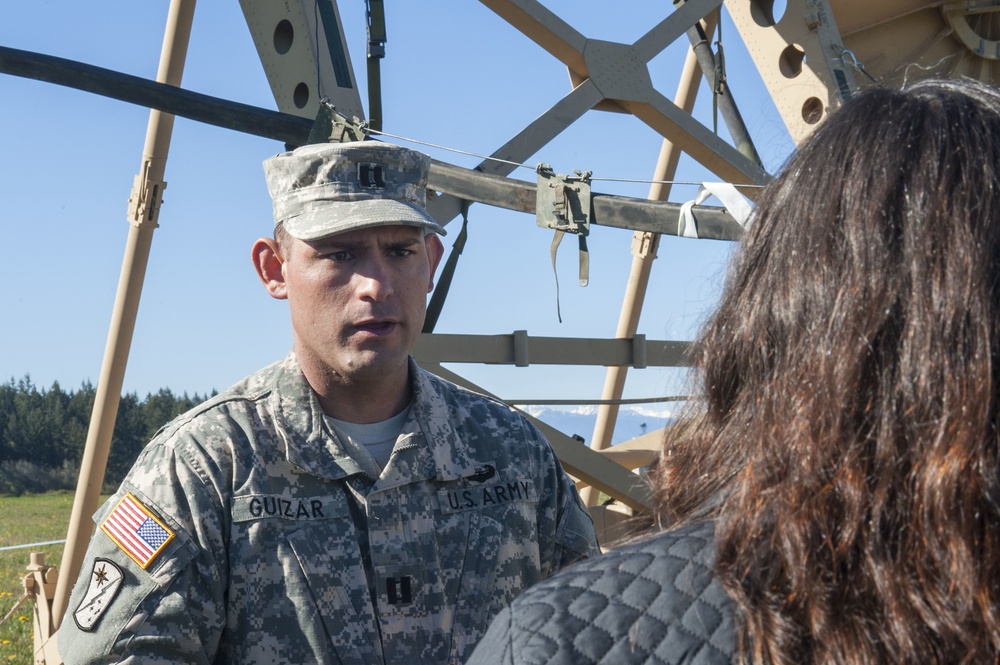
263 141 446 240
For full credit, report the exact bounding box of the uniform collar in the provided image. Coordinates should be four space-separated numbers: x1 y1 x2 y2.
270 352 369 481
269 353 480 483
407 357 480 481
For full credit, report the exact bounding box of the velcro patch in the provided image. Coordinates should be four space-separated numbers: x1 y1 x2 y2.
100 493 175 569
438 478 535 514
232 495 346 523
73 558 124 631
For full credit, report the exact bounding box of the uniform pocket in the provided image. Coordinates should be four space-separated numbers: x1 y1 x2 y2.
285 524 381 665
447 509 503 662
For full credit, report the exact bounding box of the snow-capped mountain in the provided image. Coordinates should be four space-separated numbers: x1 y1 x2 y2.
519 405 674 446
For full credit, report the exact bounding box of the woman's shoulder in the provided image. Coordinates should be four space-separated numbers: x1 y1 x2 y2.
524 521 725 611
487 521 736 664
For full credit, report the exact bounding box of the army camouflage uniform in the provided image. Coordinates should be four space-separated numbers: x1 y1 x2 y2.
58 353 598 664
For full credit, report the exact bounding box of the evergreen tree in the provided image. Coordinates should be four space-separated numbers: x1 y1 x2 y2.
0 377 208 493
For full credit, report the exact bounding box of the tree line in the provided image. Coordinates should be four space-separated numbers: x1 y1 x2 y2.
0 376 212 495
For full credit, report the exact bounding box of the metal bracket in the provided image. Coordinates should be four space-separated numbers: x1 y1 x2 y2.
512 329 530 367
126 161 166 228
305 99 369 146
536 164 593 296
630 231 660 260
631 334 647 369
535 163 592 235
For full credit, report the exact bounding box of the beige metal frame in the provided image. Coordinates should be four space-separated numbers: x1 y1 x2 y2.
48 0 198 641
25 554 58 665
239 0 364 121
725 1 1000 144
834 1 1000 85
727 0 858 143
426 0 768 224
583 17 716 507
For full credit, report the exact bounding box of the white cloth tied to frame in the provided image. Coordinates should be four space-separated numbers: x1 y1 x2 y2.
677 182 754 238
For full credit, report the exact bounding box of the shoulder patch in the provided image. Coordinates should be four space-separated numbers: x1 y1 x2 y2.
73 559 124 631
100 492 175 569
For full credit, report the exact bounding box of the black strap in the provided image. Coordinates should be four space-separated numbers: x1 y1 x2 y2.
423 203 470 333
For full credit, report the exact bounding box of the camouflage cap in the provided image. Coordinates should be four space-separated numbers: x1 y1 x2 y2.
263 141 446 240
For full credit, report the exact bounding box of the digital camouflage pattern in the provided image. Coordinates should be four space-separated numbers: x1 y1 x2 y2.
58 354 597 664
264 141 447 240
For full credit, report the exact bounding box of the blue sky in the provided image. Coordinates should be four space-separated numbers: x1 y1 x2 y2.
0 1 795 411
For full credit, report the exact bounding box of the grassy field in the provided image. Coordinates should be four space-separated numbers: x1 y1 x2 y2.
0 491 82 664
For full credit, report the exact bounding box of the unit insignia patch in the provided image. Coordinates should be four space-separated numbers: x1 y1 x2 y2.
73 558 124 631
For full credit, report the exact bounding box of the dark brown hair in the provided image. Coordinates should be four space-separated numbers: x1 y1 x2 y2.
655 78 1000 664
273 222 291 251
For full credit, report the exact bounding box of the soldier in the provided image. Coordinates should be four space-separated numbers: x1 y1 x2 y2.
57 141 598 664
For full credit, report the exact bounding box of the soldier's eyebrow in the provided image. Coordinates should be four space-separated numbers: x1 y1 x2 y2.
384 237 422 250
307 228 423 253
372 229 424 250
310 237 365 252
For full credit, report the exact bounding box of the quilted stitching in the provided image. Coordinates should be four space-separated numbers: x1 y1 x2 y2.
466 522 735 665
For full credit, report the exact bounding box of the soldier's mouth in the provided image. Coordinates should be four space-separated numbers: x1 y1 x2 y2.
354 320 398 336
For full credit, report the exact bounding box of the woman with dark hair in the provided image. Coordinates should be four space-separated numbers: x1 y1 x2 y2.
466 77 1000 665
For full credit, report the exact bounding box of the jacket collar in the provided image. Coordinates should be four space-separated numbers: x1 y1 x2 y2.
269 353 480 483
269 353 367 481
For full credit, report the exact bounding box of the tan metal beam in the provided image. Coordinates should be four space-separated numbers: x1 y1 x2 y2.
427 159 747 239
725 0 858 143
239 0 364 121
413 332 690 369
596 427 665 470
483 0 766 184
52 0 197 628
632 0 725 60
427 0 769 226
437 77 602 185
583 32 711 507
478 0 588 76
425 78 603 222
528 417 652 512
621 92 767 185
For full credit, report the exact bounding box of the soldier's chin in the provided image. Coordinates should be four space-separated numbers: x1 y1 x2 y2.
343 351 408 379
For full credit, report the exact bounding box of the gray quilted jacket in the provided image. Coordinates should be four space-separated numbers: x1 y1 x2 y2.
465 521 736 664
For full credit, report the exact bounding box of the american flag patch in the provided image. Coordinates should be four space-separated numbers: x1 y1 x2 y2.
100 493 175 569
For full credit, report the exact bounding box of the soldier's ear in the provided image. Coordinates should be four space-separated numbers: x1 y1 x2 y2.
425 233 445 293
252 237 288 300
